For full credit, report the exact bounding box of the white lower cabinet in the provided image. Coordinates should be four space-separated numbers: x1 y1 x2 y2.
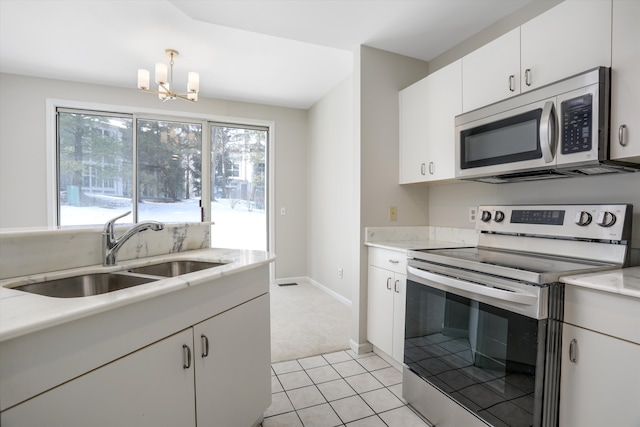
367 247 406 363
559 323 640 426
1 329 196 426
1 294 271 427
194 293 271 427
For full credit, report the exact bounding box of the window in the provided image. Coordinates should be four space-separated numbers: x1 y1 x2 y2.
57 109 133 226
136 119 202 223
56 108 270 252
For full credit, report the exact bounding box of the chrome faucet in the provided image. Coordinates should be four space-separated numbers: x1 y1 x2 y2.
102 211 164 266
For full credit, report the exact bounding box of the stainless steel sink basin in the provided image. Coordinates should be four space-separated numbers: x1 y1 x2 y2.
12 273 158 298
127 260 227 277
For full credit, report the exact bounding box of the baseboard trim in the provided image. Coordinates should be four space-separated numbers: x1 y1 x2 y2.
349 339 373 355
275 276 352 308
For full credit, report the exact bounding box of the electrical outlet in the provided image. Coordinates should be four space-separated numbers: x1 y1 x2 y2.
338 268 344 278
389 206 398 221
468 207 477 223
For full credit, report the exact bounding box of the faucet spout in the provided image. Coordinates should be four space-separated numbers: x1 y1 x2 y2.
102 211 165 266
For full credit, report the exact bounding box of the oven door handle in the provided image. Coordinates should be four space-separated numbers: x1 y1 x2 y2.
407 266 537 306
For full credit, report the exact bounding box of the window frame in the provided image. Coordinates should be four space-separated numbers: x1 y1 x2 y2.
46 99 275 261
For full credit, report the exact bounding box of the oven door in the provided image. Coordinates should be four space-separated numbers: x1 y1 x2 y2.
405 265 562 427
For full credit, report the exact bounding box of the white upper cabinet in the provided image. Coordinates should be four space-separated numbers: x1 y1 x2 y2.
520 0 612 92
462 28 521 112
399 60 462 184
399 77 430 184
610 0 640 163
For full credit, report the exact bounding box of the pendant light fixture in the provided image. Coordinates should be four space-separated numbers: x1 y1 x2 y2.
137 49 199 102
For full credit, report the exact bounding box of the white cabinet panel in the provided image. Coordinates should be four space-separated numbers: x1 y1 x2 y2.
399 77 430 184
367 247 407 363
462 28 521 112
194 294 271 427
610 0 640 162
367 264 394 355
521 0 612 92
2 329 196 427
560 323 640 426
399 60 461 184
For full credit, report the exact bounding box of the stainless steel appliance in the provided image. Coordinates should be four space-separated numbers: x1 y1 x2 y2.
455 67 640 183
403 204 633 427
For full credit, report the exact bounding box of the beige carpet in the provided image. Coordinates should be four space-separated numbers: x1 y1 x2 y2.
270 281 351 363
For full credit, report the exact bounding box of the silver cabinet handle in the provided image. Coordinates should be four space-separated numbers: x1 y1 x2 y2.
540 101 557 163
394 279 400 293
508 75 515 92
183 344 192 369
618 124 628 146
420 163 426 175
201 334 209 358
524 68 532 86
569 339 578 363
428 161 434 175
388 259 399 264
386 277 392 290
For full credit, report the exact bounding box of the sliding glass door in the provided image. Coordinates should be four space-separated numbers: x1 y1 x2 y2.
136 119 202 223
57 109 268 250
210 123 268 250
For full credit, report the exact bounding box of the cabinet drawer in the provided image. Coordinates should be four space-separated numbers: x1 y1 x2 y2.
369 247 407 274
564 285 640 344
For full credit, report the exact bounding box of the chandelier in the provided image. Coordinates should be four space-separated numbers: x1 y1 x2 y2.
137 49 200 102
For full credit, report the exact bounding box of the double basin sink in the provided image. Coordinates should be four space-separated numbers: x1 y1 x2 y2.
10 260 227 298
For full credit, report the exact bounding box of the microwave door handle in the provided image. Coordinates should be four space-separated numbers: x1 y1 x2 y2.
407 266 537 306
540 101 557 163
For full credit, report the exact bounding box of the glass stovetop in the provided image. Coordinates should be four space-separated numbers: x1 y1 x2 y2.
411 247 616 284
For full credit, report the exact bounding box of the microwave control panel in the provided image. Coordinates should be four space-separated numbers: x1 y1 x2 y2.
561 94 592 154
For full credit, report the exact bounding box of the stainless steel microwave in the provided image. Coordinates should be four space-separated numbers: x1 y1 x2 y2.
455 67 639 183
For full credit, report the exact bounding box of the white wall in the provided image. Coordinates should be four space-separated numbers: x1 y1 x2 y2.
0 73 307 279
307 75 355 302
353 46 431 349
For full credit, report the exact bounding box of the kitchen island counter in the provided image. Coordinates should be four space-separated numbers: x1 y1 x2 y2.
0 247 275 342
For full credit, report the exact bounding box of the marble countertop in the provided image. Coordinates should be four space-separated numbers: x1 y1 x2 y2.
365 239 470 252
561 266 640 299
0 248 275 342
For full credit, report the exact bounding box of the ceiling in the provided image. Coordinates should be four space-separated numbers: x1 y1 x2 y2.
0 0 532 109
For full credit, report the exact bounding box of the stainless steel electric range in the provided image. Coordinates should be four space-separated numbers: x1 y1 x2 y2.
403 204 633 427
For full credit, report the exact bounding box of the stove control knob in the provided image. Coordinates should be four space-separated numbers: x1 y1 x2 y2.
493 210 505 222
596 211 616 227
481 210 492 222
574 211 592 226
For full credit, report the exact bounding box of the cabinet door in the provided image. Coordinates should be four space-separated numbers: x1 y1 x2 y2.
559 323 640 426
367 264 394 355
391 272 406 363
1 329 196 427
194 293 271 427
424 60 462 181
462 28 521 112
610 0 640 162
399 77 430 184
521 0 612 91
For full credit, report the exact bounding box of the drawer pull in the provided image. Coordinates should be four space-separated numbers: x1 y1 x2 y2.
183 344 192 369
201 334 209 358
569 339 578 363
388 259 400 264
508 74 515 92
618 124 628 146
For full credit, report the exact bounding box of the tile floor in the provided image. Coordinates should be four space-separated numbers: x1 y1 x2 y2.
261 350 431 427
